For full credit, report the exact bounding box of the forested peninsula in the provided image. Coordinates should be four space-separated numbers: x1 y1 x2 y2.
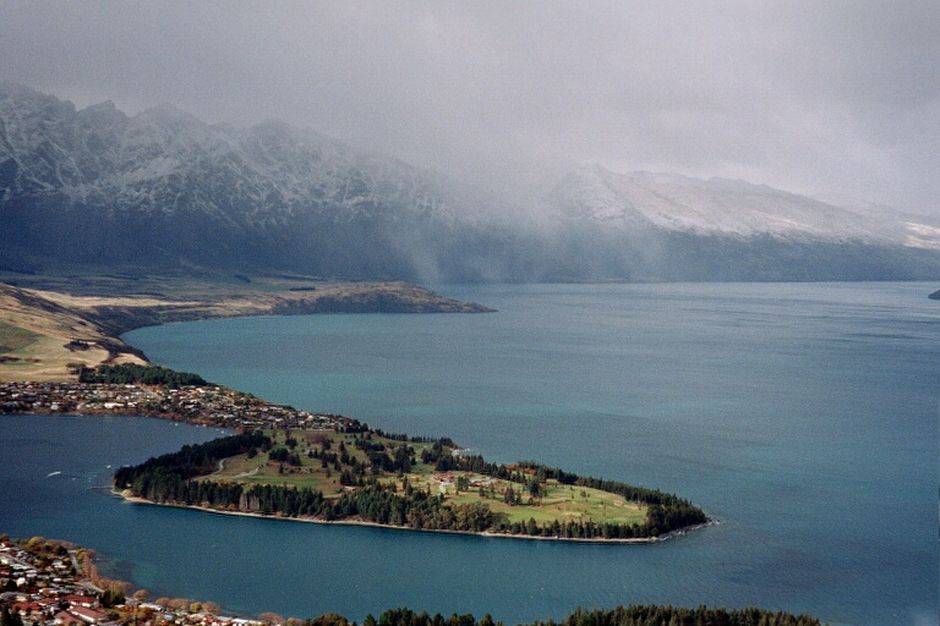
113 426 708 542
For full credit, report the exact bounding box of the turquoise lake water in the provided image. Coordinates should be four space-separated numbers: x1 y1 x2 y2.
2 283 937 625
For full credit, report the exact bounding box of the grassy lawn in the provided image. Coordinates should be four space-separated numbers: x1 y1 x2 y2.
203 428 646 527
393 473 646 526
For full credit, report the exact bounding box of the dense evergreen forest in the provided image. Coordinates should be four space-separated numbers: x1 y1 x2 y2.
301 606 822 626
79 363 207 387
114 433 707 539
113 432 269 486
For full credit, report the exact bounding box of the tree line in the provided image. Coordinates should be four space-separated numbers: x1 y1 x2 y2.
304 605 822 626
113 431 270 486
79 363 207 387
0 598 822 626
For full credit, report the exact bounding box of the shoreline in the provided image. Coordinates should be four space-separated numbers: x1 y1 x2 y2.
114 490 716 545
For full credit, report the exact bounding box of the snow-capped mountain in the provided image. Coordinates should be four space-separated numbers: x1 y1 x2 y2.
0 82 460 223
2 83 938 282
553 165 940 250
0 82 481 278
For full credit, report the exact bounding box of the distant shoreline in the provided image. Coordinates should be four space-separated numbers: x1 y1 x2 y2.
0 277 494 383
115 490 716 545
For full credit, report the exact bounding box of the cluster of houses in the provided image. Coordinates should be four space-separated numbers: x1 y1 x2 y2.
430 472 497 495
1 540 114 626
1 541 98 626
0 540 267 626
0 382 357 432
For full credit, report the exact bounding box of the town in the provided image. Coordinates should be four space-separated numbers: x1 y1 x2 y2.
0 382 357 433
0 536 273 626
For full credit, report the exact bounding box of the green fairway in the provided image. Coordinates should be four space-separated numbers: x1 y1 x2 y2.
391 473 646 526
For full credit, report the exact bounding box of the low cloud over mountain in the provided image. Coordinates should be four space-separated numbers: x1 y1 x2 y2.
3 84 938 281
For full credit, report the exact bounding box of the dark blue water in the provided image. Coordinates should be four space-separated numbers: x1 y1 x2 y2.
0 416 225 572
3 283 937 625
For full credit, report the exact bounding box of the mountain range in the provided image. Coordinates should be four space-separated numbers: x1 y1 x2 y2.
2 82 938 282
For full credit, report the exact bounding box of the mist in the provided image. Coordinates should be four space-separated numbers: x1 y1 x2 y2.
1 1 937 216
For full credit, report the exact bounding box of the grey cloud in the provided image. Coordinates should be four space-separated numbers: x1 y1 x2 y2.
0 0 936 214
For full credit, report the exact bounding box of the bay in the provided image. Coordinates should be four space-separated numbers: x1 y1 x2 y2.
3 282 937 625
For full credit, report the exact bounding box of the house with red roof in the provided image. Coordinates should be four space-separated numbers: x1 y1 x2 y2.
63 595 99 608
55 610 85 626
70 605 109 624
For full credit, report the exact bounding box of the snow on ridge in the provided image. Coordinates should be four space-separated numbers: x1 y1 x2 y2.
902 222 940 250
0 83 462 224
556 164 919 245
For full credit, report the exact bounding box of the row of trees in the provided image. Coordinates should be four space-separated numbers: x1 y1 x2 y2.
79 363 207 387
367 429 457 446
354 606 822 626
0 601 821 626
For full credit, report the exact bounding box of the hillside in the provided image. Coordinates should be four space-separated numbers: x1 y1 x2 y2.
548 166 940 281
0 276 491 381
0 283 146 381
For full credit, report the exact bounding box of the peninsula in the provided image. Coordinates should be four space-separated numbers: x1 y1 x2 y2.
0 276 707 542
112 424 707 542
0 369 708 542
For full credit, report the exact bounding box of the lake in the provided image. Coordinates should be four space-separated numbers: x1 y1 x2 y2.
3 282 937 625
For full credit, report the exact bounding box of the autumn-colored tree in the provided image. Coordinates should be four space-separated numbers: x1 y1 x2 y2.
306 614 350 626
26 536 45 549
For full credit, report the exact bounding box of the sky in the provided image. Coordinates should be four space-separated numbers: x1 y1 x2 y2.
1 1 938 215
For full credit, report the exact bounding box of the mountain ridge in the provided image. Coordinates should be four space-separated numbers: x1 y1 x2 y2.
2 82 939 282
552 164 939 247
